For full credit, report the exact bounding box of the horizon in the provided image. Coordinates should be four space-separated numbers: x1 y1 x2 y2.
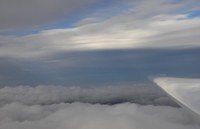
0 0 200 129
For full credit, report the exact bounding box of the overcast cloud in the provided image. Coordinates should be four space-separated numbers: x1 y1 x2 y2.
1 102 199 129
0 14 200 58
0 0 101 31
0 85 176 106
0 79 199 129
0 0 200 58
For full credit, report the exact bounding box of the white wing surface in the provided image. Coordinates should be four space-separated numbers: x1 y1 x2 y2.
154 77 200 121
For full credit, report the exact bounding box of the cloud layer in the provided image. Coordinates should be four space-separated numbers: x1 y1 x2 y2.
0 0 200 58
0 84 199 129
0 85 176 106
1 102 199 129
0 0 100 31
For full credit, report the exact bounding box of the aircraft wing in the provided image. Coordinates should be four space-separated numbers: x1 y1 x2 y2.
153 77 200 122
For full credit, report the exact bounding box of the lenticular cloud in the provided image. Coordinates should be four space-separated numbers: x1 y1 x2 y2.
0 84 199 129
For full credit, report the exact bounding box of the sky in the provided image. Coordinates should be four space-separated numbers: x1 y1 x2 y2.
0 0 200 86
0 0 200 129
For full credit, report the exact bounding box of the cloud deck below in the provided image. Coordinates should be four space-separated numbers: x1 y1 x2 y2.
0 84 199 129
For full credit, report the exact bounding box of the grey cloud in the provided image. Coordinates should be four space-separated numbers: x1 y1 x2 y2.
0 102 199 129
0 80 199 129
1 15 200 58
0 0 100 31
0 84 198 129
0 85 177 106
0 0 200 58
132 0 200 18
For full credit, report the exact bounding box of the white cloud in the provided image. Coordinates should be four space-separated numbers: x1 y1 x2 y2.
0 78 200 129
0 102 199 129
0 81 199 129
0 0 200 58
75 17 100 26
0 14 200 58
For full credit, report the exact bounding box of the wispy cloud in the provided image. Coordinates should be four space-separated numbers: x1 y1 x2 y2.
0 0 200 58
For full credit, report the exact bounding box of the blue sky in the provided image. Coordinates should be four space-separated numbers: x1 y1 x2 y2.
0 0 200 86
188 10 200 18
